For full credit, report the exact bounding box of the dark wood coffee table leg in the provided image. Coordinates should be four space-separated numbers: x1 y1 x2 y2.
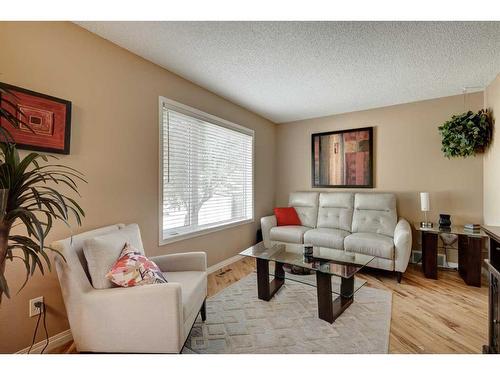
256 258 285 301
316 271 354 324
421 231 438 279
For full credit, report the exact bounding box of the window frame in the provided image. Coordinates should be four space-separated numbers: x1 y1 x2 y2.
158 96 255 246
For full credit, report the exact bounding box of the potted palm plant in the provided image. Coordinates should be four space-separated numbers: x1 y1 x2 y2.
0 83 85 303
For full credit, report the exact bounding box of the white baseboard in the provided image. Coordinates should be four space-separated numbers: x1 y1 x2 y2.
208 254 244 274
16 329 73 354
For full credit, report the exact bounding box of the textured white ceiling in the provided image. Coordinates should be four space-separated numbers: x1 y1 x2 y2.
77 22 500 123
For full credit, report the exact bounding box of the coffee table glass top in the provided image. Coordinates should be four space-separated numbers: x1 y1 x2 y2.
240 242 374 279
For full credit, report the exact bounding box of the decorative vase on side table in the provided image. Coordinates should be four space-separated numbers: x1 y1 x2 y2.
439 214 452 229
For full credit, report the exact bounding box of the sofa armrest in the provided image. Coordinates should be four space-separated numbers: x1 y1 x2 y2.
81 283 183 353
261 215 277 248
150 252 207 272
394 218 412 273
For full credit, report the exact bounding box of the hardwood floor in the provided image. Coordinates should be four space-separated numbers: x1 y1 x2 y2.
360 264 488 353
52 258 488 354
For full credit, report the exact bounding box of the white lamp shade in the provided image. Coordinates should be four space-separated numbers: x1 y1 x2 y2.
420 192 430 212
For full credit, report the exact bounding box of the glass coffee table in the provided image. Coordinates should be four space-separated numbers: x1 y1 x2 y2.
240 242 374 324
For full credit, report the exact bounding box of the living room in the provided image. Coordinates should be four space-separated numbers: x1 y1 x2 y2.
1 1 500 372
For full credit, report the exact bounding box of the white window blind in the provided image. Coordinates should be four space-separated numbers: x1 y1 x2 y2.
160 98 254 243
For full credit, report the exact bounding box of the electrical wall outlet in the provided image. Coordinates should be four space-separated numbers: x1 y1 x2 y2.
29 296 44 317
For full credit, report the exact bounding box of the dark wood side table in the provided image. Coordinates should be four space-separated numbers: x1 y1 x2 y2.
417 225 487 287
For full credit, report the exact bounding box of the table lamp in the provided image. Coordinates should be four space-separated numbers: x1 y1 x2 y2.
420 192 433 228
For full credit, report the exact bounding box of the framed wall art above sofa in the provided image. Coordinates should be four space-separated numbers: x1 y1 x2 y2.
311 126 373 188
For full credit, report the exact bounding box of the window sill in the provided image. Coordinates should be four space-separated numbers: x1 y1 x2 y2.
159 218 255 246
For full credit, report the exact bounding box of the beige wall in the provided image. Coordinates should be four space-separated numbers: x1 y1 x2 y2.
276 93 484 228
484 73 500 225
0 22 276 353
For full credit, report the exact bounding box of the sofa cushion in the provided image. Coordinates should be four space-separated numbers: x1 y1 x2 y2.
317 192 354 232
289 192 319 228
270 225 309 244
344 232 395 260
274 207 301 226
83 224 145 289
166 271 207 322
303 228 349 249
352 193 397 237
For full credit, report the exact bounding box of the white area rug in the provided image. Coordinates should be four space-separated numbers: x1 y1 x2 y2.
183 273 392 354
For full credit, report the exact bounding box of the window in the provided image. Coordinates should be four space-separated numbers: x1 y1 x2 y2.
159 97 254 244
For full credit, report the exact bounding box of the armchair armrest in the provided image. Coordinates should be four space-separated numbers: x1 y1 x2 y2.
150 251 207 272
394 218 412 273
261 215 277 248
81 283 183 353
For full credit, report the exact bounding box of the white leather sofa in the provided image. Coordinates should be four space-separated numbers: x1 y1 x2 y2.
52 224 207 353
261 192 412 281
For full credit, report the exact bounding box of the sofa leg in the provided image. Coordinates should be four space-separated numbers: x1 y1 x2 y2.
396 272 403 283
200 300 206 321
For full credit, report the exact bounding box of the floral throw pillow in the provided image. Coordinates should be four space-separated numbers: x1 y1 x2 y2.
106 243 167 287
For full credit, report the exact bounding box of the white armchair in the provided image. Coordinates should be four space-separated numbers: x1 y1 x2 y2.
53 224 207 353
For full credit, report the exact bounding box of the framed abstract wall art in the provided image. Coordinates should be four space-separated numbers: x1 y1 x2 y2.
311 126 373 188
0 82 72 154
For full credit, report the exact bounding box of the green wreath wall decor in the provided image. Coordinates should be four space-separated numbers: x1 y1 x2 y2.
438 109 492 158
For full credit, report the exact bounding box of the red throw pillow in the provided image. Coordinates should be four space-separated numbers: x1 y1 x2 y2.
274 207 302 226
